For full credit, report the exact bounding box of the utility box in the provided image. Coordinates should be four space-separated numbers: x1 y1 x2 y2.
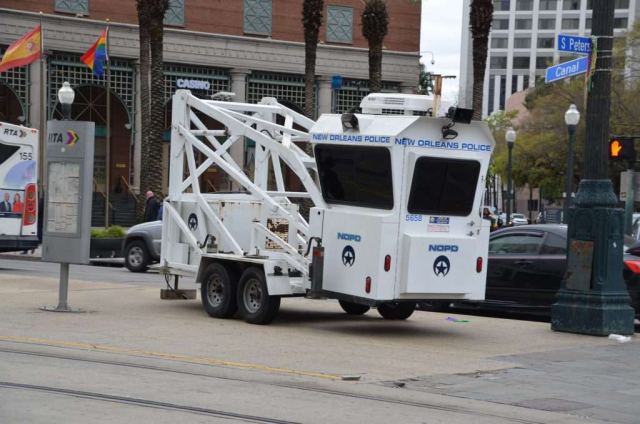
42 121 95 264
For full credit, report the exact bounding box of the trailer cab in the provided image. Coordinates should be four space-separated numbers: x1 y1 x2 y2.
309 100 494 305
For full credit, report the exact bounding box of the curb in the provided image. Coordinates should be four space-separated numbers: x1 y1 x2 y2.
0 253 42 262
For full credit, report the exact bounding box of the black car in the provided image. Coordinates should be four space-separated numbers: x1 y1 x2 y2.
420 225 640 316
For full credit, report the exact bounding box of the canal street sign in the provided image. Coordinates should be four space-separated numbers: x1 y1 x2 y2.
558 34 592 55
545 56 589 83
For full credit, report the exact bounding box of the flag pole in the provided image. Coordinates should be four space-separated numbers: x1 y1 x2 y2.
105 21 111 228
39 12 46 192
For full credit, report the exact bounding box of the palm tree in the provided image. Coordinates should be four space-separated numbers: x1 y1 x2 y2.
136 0 151 219
361 0 389 93
302 0 323 119
469 0 493 121
147 0 169 199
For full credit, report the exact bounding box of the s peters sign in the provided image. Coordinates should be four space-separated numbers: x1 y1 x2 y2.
176 79 211 90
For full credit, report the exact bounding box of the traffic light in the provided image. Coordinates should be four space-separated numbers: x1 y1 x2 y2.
609 137 636 162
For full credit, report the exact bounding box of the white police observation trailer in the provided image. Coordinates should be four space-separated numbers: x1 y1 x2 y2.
160 90 495 324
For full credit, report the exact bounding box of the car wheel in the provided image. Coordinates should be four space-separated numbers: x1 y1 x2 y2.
417 300 450 313
125 241 149 273
201 262 238 318
339 300 370 315
377 302 416 320
237 267 280 325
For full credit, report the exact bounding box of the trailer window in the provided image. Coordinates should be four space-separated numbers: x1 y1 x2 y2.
315 145 393 209
408 157 480 216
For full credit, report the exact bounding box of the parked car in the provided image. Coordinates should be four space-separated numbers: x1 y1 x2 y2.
419 225 640 316
510 213 529 226
122 221 162 272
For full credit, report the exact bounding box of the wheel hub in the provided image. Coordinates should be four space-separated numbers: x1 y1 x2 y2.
128 246 143 266
207 275 224 307
244 279 262 313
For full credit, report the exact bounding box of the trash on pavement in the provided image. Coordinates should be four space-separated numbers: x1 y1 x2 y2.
446 317 470 323
608 334 631 343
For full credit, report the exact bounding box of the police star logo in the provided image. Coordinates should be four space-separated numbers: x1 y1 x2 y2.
342 245 355 267
188 213 198 231
433 255 450 277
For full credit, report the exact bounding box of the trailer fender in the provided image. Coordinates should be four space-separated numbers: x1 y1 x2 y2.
263 261 294 296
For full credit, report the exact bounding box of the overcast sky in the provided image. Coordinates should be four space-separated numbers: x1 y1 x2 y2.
420 0 464 101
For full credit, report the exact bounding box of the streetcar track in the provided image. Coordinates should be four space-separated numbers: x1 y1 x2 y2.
0 346 546 424
0 381 298 424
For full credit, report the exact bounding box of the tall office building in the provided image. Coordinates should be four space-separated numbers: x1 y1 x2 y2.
459 0 639 118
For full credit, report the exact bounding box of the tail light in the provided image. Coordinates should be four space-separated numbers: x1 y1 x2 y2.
365 277 371 293
476 257 483 273
624 260 640 274
23 184 37 226
384 255 391 272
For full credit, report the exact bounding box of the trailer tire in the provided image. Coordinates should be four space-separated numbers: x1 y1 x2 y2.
377 302 416 320
237 267 280 325
201 262 238 319
339 300 370 315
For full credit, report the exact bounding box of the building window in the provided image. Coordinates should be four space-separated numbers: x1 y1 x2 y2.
491 38 509 49
499 75 506 110
326 6 353 44
493 19 510 30
490 57 508 69
164 0 184 27
516 0 533 10
514 38 531 48
513 57 530 69
511 75 518 94
563 0 580 10
586 18 591 29
538 18 556 30
539 0 557 10
615 0 630 9
494 0 511 11
614 17 628 29
515 19 532 30
537 37 554 48
54 0 89 14
562 18 579 30
523 75 530 88
244 0 272 35
488 77 495 116
536 56 553 69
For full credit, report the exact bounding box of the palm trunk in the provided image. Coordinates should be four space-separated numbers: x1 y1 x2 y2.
148 15 165 198
368 39 383 93
361 0 389 95
471 33 489 120
304 44 317 119
137 1 151 220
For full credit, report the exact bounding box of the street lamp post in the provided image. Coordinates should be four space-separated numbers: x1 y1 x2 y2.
505 128 516 226
563 104 580 224
551 0 634 336
58 82 75 121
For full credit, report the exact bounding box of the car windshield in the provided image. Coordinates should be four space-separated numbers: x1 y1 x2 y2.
512 214 526 219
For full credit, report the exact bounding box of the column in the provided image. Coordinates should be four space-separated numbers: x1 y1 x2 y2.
316 76 333 115
230 69 251 168
399 82 415 95
132 60 142 193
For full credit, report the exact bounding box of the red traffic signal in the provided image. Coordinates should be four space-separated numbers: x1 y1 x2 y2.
609 137 636 162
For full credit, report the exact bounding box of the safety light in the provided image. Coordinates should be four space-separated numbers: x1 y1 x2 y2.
384 255 391 272
609 137 636 162
476 257 483 273
624 260 640 274
365 277 371 293
22 184 37 227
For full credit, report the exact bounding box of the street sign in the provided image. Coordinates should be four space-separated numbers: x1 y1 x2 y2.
331 75 343 89
558 34 592 55
545 56 589 83
620 170 640 202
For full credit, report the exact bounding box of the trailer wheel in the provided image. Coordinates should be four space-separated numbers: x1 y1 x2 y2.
201 262 238 318
377 302 416 320
237 267 280 325
339 300 370 315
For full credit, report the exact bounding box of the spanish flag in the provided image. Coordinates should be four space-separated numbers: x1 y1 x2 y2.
0 26 41 73
80 28 108 78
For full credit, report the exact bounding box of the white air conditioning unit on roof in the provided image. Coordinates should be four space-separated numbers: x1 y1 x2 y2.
360 93 452 118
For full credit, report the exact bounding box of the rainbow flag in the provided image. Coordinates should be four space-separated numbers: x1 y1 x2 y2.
80 28 108 78
0 25 41 73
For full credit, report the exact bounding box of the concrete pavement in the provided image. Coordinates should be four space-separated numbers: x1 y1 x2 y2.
0 262 638 423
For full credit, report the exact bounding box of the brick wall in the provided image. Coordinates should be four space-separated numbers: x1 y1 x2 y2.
4 0 421 52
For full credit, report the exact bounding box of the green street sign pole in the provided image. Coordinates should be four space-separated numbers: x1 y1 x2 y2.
551 0 635 336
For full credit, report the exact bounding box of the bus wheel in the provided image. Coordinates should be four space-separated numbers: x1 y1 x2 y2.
377 302 415 320
339 300 370 315
237 267 280 325
201 262 238 318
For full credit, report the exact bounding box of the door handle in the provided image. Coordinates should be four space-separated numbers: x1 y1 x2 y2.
514 260 533 267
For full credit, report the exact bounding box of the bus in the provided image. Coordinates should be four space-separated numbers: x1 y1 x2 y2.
0 121 39 252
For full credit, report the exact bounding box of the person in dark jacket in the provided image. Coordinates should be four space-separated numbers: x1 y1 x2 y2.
144 191 160 222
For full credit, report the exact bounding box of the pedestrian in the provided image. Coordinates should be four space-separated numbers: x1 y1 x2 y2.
157 196 168 221
483 208 498 231
144 190 160 222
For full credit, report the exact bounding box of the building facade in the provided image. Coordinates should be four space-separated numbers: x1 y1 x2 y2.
0 1 421 196
459 0 639 117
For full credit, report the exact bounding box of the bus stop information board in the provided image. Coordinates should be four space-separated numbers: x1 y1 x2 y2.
42 120 94 264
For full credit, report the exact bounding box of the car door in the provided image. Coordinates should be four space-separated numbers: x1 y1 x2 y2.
487 231 544 307
530 231 567 307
